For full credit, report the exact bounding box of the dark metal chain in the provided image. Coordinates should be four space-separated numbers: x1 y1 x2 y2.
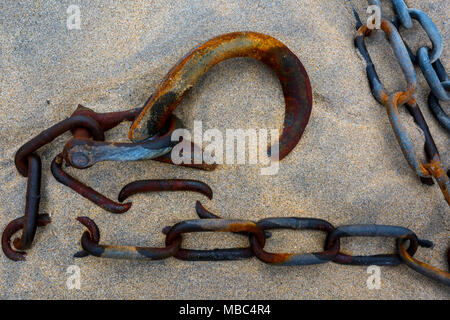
369 0 449 129
375 0 450 131
2 32 313 262
349 0 450 286
74 201 449 286
352 1 449 205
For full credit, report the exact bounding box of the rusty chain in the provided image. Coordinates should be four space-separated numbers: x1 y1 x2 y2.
74 201 449 286
1 32 312 261
352 1 449 205
2 104 214 260
350 0 450 285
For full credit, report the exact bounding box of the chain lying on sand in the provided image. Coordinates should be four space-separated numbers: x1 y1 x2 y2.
75 201 449 286
353 0 449 205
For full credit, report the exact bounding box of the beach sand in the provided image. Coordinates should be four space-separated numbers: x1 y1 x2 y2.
0 0 448 299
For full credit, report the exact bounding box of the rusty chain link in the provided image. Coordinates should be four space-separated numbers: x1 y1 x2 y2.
74 202 449 286
2 104 216 259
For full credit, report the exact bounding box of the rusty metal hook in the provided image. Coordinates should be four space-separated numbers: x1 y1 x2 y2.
128 31 312 160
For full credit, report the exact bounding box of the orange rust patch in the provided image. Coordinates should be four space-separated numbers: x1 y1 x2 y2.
266 253 293 264
225 222 258 233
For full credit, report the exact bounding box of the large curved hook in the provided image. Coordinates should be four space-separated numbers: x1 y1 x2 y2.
128 31 312 160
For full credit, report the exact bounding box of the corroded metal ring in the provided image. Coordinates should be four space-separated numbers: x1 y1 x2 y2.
13 154 43 250
386 94 432 179
406 9 443 64
164 219 266 261
76 217 181 260
324 225 427 266
194 201 272 239
129 31 313 161
397 238 450 286
63 115 179 169
250 217 340 266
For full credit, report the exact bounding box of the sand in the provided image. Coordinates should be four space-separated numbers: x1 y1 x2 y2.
0 0 448 299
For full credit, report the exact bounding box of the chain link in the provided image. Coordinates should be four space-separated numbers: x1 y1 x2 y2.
367 0 449 128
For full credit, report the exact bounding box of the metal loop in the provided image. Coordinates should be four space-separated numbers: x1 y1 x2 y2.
164 219 266 261
432 59 449 83
356 19 417 105
13 154 43 250
118 179 213 202
397 238 450 286
418 49 450 101
407 9 443 64
250 218 339 266
428 82 450 132
76 217 181 260
392 0 413 29
324 224 427 266
1 154 51 261
194 202 272 239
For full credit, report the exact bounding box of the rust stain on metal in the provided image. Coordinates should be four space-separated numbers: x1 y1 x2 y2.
15 115 104 177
